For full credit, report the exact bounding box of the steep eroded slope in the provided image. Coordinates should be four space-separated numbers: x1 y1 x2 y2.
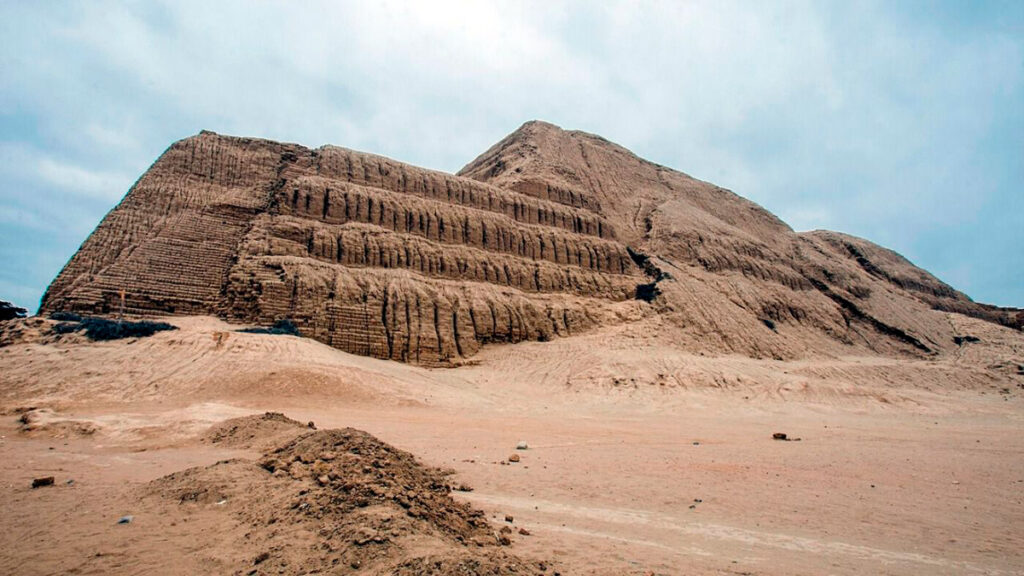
42 131 645 365
460 121 1021 359
42 122 1020 365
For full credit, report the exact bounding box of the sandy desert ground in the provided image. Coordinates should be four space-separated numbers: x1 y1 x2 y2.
1 315 1023 575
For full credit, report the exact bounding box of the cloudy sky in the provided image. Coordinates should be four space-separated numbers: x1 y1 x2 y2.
1 1 1021 311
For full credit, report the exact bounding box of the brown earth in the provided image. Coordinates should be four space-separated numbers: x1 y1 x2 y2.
0 315 1022 575
3 121 1023 574
146 421 552 575
202 411 311 451
40 126 640 366
39 121 1021 366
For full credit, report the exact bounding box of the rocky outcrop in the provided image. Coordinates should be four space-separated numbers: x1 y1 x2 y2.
0 300 28 321
42 122 1020 365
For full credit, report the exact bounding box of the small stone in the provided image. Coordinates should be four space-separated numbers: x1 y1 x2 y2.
516 441 528 450
307 421 316 429
353 527 376 545
772 432 788 441
508 454 520 463
31 476 55 488
505 514 514 523
312 460 330 477
117 515 133 524
254 551 270 565
518 527 531 536
500 526 512 534
498 535 512 546
317 475 330 486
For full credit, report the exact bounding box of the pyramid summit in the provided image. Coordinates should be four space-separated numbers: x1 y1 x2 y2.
41 122 1022 365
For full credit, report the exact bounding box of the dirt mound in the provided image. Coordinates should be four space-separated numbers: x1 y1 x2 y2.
389 553 544 575
0 317 75 347
260 428 495 542
202 412 310 450
14 407 98 438
144 426 552 575
40 123 1020 368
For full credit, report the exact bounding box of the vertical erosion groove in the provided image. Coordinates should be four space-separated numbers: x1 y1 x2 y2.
452 308 464 357
382 287 393 359
404 299 412 363
433 302 444 357
43 131 637 366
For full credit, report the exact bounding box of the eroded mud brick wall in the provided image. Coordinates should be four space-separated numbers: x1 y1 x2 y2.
43 133 643 365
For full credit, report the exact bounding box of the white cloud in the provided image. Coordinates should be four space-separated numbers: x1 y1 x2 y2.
36 157 134 201
0 0 1021 305
0 143 133 202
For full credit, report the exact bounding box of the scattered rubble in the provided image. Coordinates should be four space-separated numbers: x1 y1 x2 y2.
145 420 554 574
